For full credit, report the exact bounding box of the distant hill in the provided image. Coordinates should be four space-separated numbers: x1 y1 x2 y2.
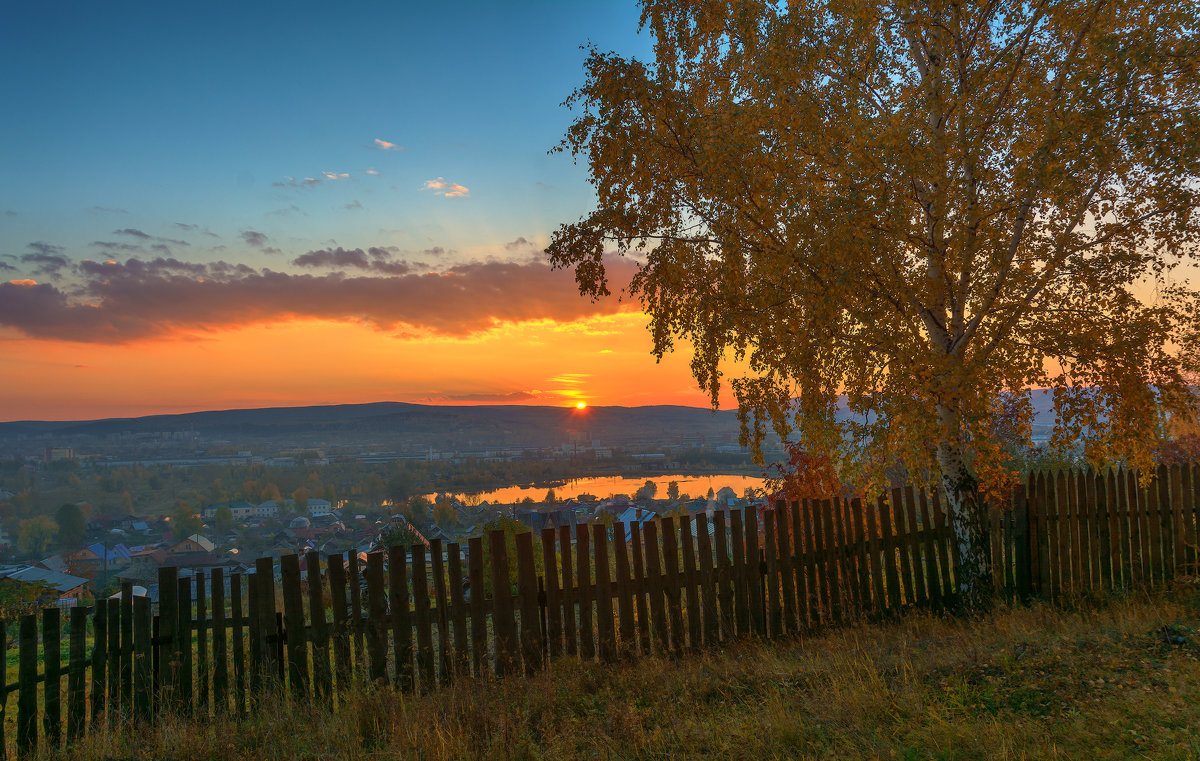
0 401 752 450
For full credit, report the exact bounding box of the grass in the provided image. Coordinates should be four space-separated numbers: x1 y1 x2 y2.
37 585 1200 760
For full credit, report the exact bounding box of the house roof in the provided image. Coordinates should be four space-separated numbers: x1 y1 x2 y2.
84 542 133 562
0 565 89 594
176 534 216 552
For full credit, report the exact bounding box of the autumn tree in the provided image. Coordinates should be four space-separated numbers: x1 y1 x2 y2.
212 502 235 536
55 502 87 547
17 516 57 556
667 480 680 502
170 501 202 541
549 0 1200 606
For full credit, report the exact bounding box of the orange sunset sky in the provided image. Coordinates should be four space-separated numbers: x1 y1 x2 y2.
0 3 754 421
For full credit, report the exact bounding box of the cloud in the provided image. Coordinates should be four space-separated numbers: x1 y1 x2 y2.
114 228 190 247
20 253 71 277
422 391 541 403
369 138 402 151
91 241 143 252
267 205 306 218
423 177 469 198
114 228 151 240
0 261 14 272
364 168 380 175
292 246 410 275
28 242 65 258
173 222 198 232
273 176 322 190
504 236 534 251
89 206 128 214
4 210 17 217
344 200 363 211
0 256 640 344
321 171 350 181
241 231 269 248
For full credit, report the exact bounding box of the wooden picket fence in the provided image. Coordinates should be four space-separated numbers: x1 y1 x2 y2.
1 463 1196 758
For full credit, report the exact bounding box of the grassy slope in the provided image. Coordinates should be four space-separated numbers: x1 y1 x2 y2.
54 587 1200 761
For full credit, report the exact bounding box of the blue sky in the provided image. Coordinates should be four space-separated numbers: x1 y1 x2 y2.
0 1 739 421
1 1 651 264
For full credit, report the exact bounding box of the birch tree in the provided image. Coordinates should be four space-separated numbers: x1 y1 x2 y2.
548 0 1200 606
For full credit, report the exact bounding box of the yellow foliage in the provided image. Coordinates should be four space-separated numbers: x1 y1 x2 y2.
549 0 1200 503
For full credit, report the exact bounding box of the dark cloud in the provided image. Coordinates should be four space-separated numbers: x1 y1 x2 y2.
504 237 534 251
0 261 15 272
89 206 128 214
91 241 143 252
241 231 269 248
28 242 65 257
292 247 411 275
421 246 447 257
20 253 71 277
344 200 363 211
0 256 639 344
115 228 189 247
4 210 17 218
173 222 198 232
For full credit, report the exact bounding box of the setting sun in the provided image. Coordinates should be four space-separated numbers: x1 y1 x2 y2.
576 402 587 409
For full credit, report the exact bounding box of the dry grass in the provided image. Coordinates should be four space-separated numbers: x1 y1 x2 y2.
53 587 1200 761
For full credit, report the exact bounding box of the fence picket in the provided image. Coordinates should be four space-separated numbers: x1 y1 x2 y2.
695 513 719 645
516 532 545 673
306 552 332 702
430 540 452 684
642 521 669 654
68 607 87 740
557 526 577 658
660 516 686 652
42 608 60 749
134 596 152 722
591 527 615 663
575 523 595 661
488 531 518 676
468 538 488 678
630 522 653 654
712 511 734 639
612 522 637 654
679 515 703 649
412 544 435 689
212 568 228 714
448 543 469 678
365 551 389 685
541 529 563 659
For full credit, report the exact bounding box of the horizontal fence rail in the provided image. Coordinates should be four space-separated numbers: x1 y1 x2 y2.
1 463 1196 757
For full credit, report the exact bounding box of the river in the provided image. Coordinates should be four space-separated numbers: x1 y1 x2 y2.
434 473 768 504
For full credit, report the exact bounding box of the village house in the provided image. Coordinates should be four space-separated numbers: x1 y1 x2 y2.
0 565 90 606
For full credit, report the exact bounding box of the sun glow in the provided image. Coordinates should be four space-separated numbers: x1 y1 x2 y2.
576 402 587 409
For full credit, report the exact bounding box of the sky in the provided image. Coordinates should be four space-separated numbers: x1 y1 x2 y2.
0 1 742 421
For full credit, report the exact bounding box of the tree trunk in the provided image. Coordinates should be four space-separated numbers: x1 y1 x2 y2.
936 413 993 611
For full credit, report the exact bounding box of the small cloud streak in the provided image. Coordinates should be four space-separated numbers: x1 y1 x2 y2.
423 177 469 198
364 168 380 175
421 391 541 404
241 231 269 248
369 138 402 151
321 171 350 181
